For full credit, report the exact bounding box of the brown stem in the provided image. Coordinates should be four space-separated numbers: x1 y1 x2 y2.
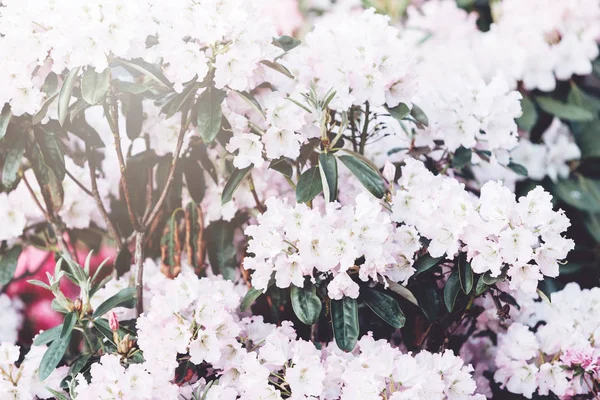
22 173 50 221
103 95 143 232
65 169 93 197
359 102 370 155
87 147 122 248
134 231 145 316
143 112 191 228
248 175 266 213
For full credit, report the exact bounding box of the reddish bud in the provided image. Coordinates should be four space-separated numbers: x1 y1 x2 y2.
109 311 119 332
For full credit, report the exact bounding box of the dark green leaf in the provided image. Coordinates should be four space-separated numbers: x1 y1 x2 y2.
115 245 132 278
572 121 600 159
475 276 488 296
261 60 294 79
205 220 237 280
338 155 386 198
458 254 474 294
115 59 172 90
58 67 81 126
416 285 442 322
331 297 359 352
36 128 66 181
162 80 198 119
362 287 405 328
413 253 443 275
536 96 594 121
481 269 507 286
0 105 12 139
222 166 253 205
241 287 264 311
507 162 528 177
124 95 144 140
33 324 62 346
385 103 410 122
46 388 69 400
161 209 182 276
61 312 77 338
584 213 600 243
296 166 323 203
452 146 472 170
444 271 461 312
269 158 293 178
553 178 600 212
410 103 429 126
33 93 58 125
92 287 137 318
184 158 206 203
197 87 227 144
234 90 265 118
38 327 72 380
2 133 26 189
69 353 92 376
81 68 110 105
274 35 301 52
517 95 538 132
291 282 322 325
318 153 338 202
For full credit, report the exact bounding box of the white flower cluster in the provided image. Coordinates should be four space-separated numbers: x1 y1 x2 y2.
494 283 600 399
511 118 581 182
0 295 23 344
0 0 279 116
78 271 484 400
284 9 419 111
244 192 421 299
390 159 573 294
0 342 68 399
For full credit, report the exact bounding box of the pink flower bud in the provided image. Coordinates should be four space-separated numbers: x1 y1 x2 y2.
382 161 396 183
109 312 119 332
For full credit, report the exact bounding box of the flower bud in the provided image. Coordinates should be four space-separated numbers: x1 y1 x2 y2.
109 312 119 332
382 160 396 183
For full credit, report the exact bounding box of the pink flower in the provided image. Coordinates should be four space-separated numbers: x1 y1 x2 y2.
561 348 600 373
109 312 119 332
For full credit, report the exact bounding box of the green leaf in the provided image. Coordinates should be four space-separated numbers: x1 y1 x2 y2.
46 388 69 400
452 146 472 170
385 280 419 306
81 68 110 105
385 103 411 122
58 67 81 126
410 103 429 126
269 158 293 178
184 158 206 203
572 121 600 159
124 95 144 140
161 81 198 119
33 324 62 346
221 166 253 205
115 59 172 90
69 353 92 376
362 287 405 328
205 220 237 280
61 312 77 338
32 93 58 125
291 282 322 325
114 245 132 278
553 178 600 213
197 87 227 144
0 105 12 140
296 166 323 203
161 209 182 276
338 155 386 198
37 129 66 181
241 287 264 311
92 287 137 319
235 90 265 118
318 153 338 202
416 285 442 322
38 325 72 380
475 276 488 296
507 162 528 177
261 60 294 79
2 133 26 189
0 245 22 286
274 35 301 52
517 95 538 132
458 254 474 294
413 253 444 275
584 213 600 243
331 297 359 352
481 269 507 286
536 96 594 121
28 279 52 291
444 271 461 312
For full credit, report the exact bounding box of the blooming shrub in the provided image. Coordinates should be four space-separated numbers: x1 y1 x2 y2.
0 0 599 399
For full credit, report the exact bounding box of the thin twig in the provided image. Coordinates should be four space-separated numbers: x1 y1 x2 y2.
134 231 145 316
359 102 370 155
22 174 50 220
65 169 93 197
248 175 266 213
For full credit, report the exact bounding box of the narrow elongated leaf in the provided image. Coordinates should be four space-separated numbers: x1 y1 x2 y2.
124 95 144 140
162 81 198 119
0 105 12 139
385 280 419 306
291 282 322 325
553 178 600 212
331 297 359 352
69 353 92 376
413 253 444 275
58 67 81 126
235 90 265 118
115 59 171 89
81 68 110 105
197 87 227 144
507 162 528 177
92 287 137 318
0 245 22 286
222 166 253 205
410 103 429 126
261 60 294 79
2 134 26 188
318 153 338 202
452 147 472 170
115 245 132 278
536 96 594 121
269 158 293 178
33 94 58 125
38 327 72 380
416 285 442 322
584 213 600 243
517 95 538 132
385 103 410 122
184 158 206 203
37 129 66 181
274 35 301 52
241 287 264 311
362 288 405 328
458 254 474 294
475 276 488 296
338 155 385 198
296 166 323 203
61 312 77 338
205 220 237 280
33 324 62 346
444 271 461 312
481 269 507 285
